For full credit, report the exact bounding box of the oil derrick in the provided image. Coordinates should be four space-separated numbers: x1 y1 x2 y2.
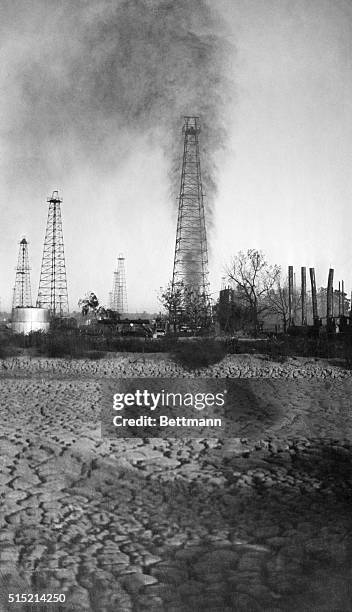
111 254 128 315
12 238 32 308
171 116 210 326
37 190 69 315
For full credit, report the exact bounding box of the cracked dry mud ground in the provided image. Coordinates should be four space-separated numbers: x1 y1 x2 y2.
1 356 352 611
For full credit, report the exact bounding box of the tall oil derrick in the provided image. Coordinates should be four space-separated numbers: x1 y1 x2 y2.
171 116 210 325
12 238 32 308
111 254 128 315
37 190 69 316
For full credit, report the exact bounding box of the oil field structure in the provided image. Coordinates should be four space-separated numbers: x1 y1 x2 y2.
170 116 212 331
10 190 69 334
37 190 69 316
111 254 128 316
11 235 50 334
287 265 350 334
219 264 351 338
12 238 32 310
6 117 352 340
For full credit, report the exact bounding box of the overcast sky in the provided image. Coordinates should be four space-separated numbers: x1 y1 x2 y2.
1 0 352 312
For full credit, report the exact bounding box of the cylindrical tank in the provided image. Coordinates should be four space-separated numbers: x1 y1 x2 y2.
11 307 50 334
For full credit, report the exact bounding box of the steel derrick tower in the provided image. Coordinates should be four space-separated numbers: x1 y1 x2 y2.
171 116 210 320
111 254 128 315
37 190 69 315
12 238 32 308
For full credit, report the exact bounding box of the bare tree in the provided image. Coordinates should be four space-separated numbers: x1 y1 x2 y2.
266 280 289 332
227 250 280 334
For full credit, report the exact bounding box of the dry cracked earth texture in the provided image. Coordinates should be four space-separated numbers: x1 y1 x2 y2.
0 354 352 611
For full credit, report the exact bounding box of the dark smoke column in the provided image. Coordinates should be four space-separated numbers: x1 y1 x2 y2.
171 117 211 328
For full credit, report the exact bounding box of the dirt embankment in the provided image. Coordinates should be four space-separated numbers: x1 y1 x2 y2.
0 353 351 379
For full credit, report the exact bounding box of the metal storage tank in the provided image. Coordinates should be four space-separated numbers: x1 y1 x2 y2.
11 307 50 334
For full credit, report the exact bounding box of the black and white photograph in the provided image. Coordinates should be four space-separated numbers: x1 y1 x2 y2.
1 1 352 610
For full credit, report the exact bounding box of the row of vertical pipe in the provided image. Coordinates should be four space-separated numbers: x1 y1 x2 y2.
288 265 348 326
